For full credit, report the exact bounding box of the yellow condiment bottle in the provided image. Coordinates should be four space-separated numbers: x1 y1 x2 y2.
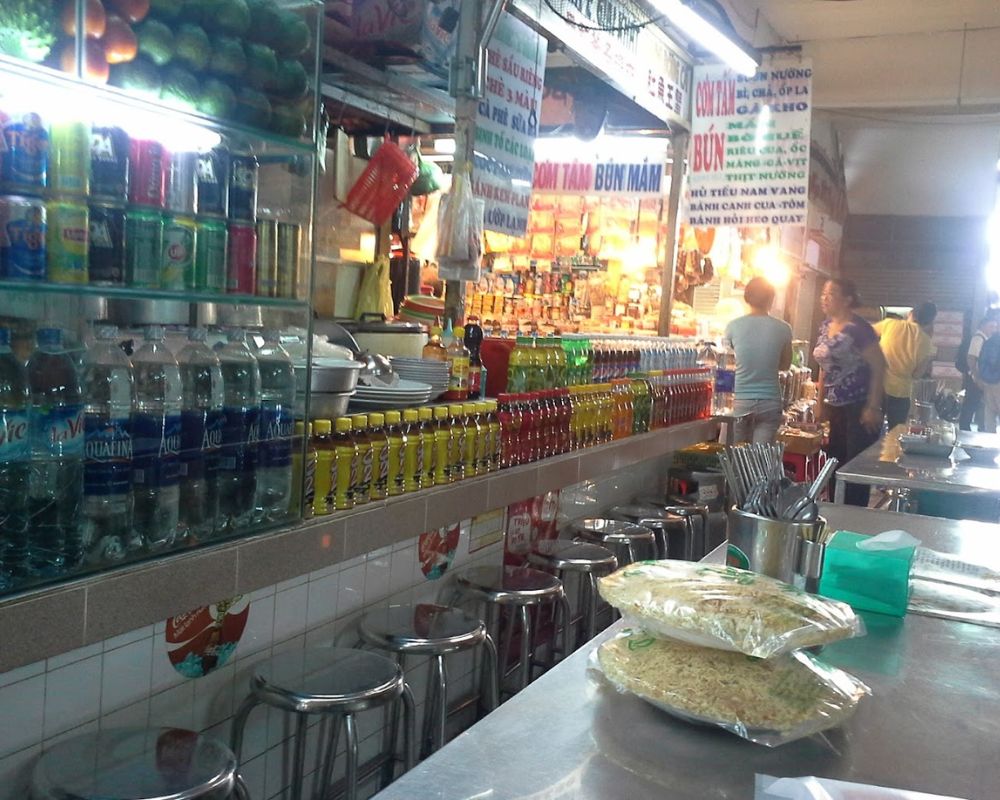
484 399 500 473
463 402 481 478
331 417 357 511
290 421 314 519
385 410 406 496
311 419 333 516
401 408 421 492
473 401 489 474
433 405 451 485
448 403 466 482
418 406 435 489
368 412 389 501
350 413 372 505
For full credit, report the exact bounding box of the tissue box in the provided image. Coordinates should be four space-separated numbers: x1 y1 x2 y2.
818 531 915 617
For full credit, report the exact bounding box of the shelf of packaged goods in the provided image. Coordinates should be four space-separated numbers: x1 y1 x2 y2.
0 419 715 674
0 279 311 309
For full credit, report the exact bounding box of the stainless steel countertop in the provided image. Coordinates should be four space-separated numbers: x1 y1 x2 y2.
374 505 1000 800
835 426 1000 500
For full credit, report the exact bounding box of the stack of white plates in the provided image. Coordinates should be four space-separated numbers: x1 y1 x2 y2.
350 379 434 410
389 357 450 398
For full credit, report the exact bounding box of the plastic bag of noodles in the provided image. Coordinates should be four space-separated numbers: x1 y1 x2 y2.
597 560 863 659
594 629 869 746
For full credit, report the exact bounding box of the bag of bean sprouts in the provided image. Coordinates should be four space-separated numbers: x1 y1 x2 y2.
597 560 863 659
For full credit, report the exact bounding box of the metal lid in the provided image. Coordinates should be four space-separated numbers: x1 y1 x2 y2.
568 518 657 543
456 566 563 603
31 727 237 800
359 604 485 654
528 540 618 572
250 645 403 714
338 314 423 334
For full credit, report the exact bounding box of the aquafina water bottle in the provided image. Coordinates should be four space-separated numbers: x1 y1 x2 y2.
217 329 260 530
254 330 294 522
0 327 30 587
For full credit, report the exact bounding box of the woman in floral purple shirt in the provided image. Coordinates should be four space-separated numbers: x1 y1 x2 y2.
813 279 886 506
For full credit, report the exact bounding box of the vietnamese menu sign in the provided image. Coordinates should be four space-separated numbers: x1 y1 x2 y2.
686 59 813 228
472 12 547 238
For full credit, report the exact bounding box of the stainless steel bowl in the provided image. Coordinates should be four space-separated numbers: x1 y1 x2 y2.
295 359 362 394
309 391 354 419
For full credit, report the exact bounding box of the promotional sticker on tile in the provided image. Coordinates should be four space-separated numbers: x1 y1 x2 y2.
166 595 250 678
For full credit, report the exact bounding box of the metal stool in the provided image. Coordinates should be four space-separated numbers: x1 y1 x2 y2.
455 565 571 696
528 540 618 648
31 727 249 800
632 497 711 561
359 603 500 760
230 646 415 800
567 518 657 565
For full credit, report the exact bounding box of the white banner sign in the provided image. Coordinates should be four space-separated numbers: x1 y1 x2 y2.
472 12 547 238
686 58 813 227
532 159 666 196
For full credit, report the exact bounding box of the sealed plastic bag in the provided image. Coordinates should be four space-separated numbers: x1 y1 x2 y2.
598 560 863 659
353 256 393 320
594 629 869 746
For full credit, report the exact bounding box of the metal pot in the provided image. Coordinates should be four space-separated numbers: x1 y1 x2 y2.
295 359 362 394
309 391 354 419
337 314 426 358
726 506 826 584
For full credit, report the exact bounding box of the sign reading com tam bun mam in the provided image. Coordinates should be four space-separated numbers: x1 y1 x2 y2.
686 58 813 228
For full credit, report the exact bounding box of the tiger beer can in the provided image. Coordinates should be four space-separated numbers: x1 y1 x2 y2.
276 221 302 299
255 217 278 297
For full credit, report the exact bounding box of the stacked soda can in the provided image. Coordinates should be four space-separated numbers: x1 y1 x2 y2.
227 154 258 296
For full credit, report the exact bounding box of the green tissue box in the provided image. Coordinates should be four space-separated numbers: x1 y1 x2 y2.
818 530 915 617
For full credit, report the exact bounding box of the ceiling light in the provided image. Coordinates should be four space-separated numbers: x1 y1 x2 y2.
650 0 759 77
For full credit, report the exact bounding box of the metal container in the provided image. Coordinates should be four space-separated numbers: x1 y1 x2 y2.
276 221 301 298
726 506 826 584
309 391 354 419
338 314 427 358
295 359 363 394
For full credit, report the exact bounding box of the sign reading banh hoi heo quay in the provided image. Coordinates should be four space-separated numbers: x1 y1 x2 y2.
472 12 547 238
686 58 813 228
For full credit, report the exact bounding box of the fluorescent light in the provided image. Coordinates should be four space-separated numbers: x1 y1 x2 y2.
511 178 532 188
651 0 758 77
434 138 456 154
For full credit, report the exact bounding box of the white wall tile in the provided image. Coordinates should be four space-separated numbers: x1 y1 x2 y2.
43 656 102 739
150 631 184 694
101 697 150 730
274 583 309 644
239 751 267 800
276 574 309 593
238 592 275 659
0 660 44 691
389 545 416 595
364 548 391 605
306 572 340 628
101 638 153 714
46 642 102 672
337 562 365 618
192 662 235 731
148 681 195 730
102 625 154 653
0 744 39 800
0 675 44 757
264 741 291 800
44 719 99 750
310 563 339 581
250 584 276 601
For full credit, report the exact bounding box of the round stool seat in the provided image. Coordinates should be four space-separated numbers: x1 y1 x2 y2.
250 646 403 715
568 518 656 546
360 603 487 655
528 540 618 572
32 727 238 800
456 566 563 605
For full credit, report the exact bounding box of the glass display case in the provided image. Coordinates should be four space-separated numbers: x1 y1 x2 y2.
0 0 324 596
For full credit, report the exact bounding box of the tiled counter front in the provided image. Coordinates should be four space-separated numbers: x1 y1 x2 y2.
0 421 712 800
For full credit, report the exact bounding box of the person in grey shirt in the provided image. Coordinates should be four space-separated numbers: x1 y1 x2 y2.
725 277 793 443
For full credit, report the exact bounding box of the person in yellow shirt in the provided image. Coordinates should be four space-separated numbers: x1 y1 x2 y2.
873 302 937 429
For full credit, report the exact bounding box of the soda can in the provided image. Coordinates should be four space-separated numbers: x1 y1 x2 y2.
1 111 48 193
195 146 229 218
161 213 196 290
255 217 278 297
125 206 163 288
128 139 167 208
49 120 90 196
88 200 126 285
228 154 258 223
0 194 46 280
165 150 197 215
227 221 257 295
194 215 227 292
90 126 130 201
276 221 302 299
46 197 89 284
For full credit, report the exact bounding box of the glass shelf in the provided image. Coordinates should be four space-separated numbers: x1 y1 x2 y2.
0 279 309 309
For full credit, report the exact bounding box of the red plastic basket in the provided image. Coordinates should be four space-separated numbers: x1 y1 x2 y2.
342 136 419 225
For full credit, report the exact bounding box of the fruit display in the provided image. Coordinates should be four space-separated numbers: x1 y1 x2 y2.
0 0 314 139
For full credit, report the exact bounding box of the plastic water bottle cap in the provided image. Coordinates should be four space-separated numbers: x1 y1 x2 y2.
36 328 62 347
145 325 165 341
94 324 119 341
188 327 208 342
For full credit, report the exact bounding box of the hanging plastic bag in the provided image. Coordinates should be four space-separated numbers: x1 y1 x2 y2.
592 629 869 747
597 560 863 659
353 255 394 320
436 166 483 281
410 145 444 197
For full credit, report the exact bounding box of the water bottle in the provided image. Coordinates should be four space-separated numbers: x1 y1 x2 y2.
83 325 136 564
217 329 260 530
132 325 182 550
178 328 224 540
27 327 85 573
254 330 294 523
0 327 30 587
712 338 736 416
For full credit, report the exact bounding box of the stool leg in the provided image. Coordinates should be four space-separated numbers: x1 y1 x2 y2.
380 655 403 787
400 683 417 772
432 655 448 753
420 661 438 760
344 714 359 800
482 634 500 712
232 773 251 800
290 713 309 800
558 594 573 665
585 572 598 643
229 694 260 762
499 606 516 691
625 542 636 565
517 604 532 691
575 572 588 648
317 714 341 800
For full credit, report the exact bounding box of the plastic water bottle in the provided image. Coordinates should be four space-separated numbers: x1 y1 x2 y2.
27 327 85 573
132 325 182 550
254 330 294 522
83 325 136 564
712 338 736 416
178 328 224 540
0 327 30 586
217 329 260 530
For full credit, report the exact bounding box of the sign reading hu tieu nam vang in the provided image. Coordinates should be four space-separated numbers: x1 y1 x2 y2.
686 59 813 228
